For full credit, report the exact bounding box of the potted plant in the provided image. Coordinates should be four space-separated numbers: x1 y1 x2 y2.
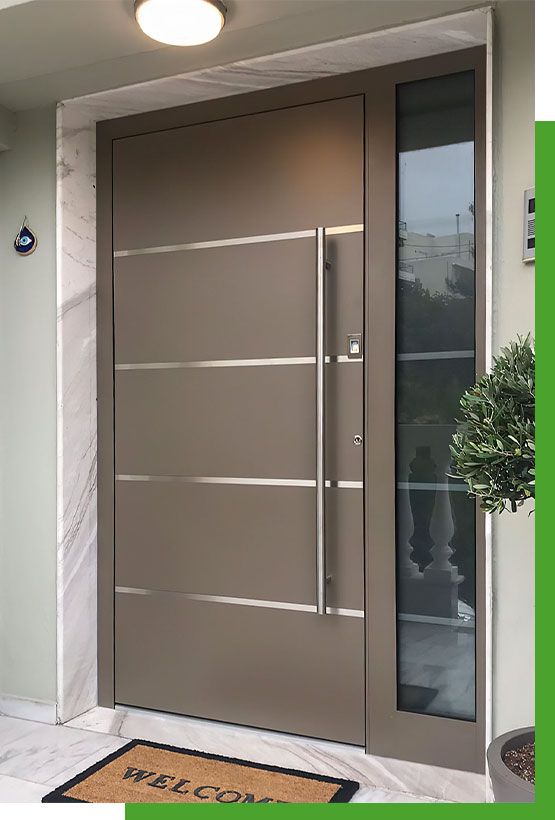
449 335 535 803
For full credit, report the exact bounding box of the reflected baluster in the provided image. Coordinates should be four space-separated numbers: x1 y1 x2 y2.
423 481 464 619
408 446 437 571
448 462 475 611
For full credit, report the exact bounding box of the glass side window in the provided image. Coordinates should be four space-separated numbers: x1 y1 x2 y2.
395 71 476 722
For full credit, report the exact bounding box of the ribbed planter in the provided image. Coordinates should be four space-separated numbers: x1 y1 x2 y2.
487 727 535 803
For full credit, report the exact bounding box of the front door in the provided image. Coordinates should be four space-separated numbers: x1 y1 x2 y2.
111 96 366 745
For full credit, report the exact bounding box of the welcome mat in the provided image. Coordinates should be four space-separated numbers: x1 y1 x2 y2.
42 739 359 804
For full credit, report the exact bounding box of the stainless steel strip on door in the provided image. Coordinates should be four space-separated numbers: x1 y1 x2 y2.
115 355 362 370
396 350 474 361
115 587 364 619
316 226 326 616
114 223 363 258
115 475 363 489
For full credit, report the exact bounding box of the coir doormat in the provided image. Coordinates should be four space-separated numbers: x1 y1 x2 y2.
42 739 359 803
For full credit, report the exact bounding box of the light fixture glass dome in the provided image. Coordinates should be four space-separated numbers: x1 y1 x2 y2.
134 0 226 47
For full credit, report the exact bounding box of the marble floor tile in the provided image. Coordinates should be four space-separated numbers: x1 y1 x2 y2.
0 754 443 804
45 737 129 787
65 705 124 736
351 786 447 803
0 716 123 785
0 774 48 803
0 711 486 804
68 706 487 803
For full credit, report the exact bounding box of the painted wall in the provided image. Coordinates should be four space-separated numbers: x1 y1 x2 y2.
0 104 15 151
491 0 535 736
0 106 57 705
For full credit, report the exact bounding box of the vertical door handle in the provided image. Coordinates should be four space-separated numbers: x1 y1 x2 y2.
316 227 326 615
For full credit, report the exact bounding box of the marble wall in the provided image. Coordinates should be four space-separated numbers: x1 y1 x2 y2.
55 10 488 724
56 105 98 723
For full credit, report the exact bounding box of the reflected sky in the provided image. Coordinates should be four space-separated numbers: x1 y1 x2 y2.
399 142 474 236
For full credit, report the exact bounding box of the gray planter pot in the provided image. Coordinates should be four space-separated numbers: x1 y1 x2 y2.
487 727 535 803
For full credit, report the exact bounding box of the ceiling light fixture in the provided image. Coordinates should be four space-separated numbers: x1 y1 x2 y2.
134 0 226 47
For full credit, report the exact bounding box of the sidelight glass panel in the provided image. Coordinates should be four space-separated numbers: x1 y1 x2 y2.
395 72 476 722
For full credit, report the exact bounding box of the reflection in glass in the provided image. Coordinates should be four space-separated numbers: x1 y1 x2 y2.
395 72 476 722
397 359 475 425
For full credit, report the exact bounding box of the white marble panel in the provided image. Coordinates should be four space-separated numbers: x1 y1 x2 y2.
55 101 99 724
66 10 488 123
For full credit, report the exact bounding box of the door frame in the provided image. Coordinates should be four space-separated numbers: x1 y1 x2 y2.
97 45 487 773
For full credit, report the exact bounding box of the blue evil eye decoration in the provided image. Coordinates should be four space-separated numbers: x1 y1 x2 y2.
14 217 37 256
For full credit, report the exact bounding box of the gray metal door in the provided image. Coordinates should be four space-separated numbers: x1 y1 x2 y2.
112 95 365 745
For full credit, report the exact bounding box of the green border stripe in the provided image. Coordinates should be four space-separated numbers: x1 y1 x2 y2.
535 120 548 813
125 802 535 816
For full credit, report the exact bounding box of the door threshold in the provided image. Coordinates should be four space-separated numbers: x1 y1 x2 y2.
114 703 365 754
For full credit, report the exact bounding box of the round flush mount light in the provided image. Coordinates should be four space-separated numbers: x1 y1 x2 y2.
134 0 226 47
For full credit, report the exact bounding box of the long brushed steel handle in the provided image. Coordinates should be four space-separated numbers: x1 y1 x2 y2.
316 227 326 616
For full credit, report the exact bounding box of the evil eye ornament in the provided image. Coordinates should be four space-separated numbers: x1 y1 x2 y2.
14 218 37 256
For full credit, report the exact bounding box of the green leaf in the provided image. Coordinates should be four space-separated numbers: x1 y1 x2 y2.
449 335 535 515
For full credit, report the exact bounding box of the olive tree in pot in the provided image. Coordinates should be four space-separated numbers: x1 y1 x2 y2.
450 335 535 803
